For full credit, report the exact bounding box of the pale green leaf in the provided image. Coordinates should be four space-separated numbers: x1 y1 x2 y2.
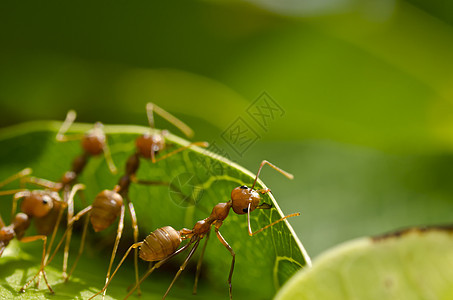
276 227 453 300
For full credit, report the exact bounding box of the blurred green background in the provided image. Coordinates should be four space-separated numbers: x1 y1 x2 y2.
1 0 453 258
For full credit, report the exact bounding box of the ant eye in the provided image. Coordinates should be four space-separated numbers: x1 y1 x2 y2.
42 195 50 205
240 185 248 189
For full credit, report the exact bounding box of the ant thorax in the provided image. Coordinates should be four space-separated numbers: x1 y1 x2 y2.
135 132 166 159
230 185 261 215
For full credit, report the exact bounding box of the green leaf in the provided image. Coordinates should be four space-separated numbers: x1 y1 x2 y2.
275 226 453 300
0 121 309 299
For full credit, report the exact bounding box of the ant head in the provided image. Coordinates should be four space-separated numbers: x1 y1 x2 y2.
20 191 60 218
82 123 106 156
230 185 261 215
135 132 166 159
230 160 293 216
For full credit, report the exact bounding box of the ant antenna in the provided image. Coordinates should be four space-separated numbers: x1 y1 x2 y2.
247 202 300 236
0 168 32 189
56 110 77 142
93 122 118 174
152 141 209 163
251 160 294 189
146 102 194 138
0 168 32 220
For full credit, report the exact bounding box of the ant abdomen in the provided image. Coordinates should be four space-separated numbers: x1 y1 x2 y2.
139 226 181 261
90 190 123 232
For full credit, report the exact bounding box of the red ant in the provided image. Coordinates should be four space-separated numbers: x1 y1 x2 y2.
0 168 84 293
89 160 299 300
41 103 208 298
20 110 117 283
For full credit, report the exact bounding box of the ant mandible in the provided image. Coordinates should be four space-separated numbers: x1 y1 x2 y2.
89 160 299 300
43 102 208 299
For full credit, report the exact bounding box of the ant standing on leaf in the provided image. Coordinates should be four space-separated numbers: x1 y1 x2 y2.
0 168 85 293
89 160 299 300
42 102 208 299
19 110 117 287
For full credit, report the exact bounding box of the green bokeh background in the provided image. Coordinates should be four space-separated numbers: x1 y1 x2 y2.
1 0 453 260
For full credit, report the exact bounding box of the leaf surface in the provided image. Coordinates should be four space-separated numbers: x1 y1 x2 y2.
0 121 309 299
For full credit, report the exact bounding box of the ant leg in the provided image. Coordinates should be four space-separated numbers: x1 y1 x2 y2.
23 206 92 292
247 202 300 236
88 241 143 300
193 230 210 295
102 136 118 174
66 208 90 281
45 202 67 255
214 225 235 300
127 200 141 296
61 184 85 279
90 122 118 174
19 235 54 294
102 204 126 300
56 110 85 142
41 201 68 280
62 188 73 279
251 160 294 189
23 176 63 190
77 186 88 207
146 102 194 138
153 142 209 163
46 206 92 269
125 241 194 299
162 239 201 300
